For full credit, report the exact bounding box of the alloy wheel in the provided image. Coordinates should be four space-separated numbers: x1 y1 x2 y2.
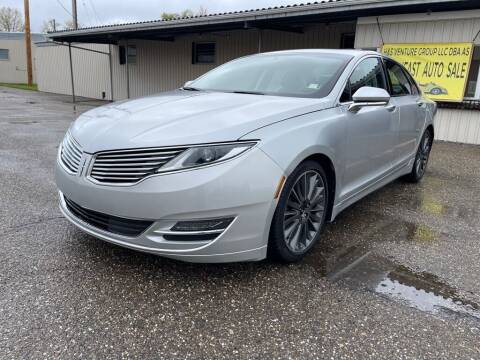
283 170 326 254
415 132 431 177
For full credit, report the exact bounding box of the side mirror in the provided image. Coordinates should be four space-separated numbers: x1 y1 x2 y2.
349 87 391 113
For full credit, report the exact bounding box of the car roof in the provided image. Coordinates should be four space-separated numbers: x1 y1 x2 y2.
257 49 379 58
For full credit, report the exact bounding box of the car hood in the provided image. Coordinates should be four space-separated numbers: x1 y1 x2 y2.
70 90 332 153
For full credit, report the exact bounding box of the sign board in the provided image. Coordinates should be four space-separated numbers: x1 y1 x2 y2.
382 43 474 102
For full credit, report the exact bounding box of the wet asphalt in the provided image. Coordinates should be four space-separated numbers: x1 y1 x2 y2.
0 87 479 359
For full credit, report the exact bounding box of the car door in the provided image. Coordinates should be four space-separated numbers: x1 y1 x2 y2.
384 58 426 167
339 56 399 200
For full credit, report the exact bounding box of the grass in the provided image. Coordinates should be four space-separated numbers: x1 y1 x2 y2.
0 83 38 91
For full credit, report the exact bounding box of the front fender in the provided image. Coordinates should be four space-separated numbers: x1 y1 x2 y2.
241 107 346 203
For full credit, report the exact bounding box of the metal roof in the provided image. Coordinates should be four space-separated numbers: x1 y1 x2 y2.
0 32 46 42
49 0 480 44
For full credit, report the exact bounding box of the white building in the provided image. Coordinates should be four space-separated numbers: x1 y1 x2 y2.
39 0 480 144
0 32 45 83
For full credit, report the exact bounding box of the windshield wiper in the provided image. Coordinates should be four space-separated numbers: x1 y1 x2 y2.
182 86 200 91
232 90 265 95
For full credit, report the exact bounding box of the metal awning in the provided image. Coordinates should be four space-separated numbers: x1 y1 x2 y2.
48 0 479 44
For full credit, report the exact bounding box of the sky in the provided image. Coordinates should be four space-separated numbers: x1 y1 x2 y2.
2 0 300 32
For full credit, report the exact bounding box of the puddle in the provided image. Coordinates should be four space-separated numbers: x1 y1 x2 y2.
325 253 480 322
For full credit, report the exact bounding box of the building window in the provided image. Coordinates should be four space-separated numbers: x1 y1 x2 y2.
119 45 126 64
119 45 136 65
192 42 216 64
340 33 355 49
0 49 9 60
127 45 137 64
465 46 480 99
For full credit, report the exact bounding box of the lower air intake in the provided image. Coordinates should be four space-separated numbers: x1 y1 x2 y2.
64 197 153 237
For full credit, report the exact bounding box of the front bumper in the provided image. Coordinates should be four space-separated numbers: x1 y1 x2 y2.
56 147 284 263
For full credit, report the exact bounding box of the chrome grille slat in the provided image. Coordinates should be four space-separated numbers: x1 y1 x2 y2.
92 166 156 171
60 133 83 174
61 154 78 170
91 171 149 176
91 161 165 167
90 147 186 185
92 175 147 181
98 150 183 157
66 138 82 158
62 146 81 164
94 156 177 162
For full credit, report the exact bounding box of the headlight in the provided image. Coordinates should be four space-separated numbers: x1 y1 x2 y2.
158 142 256 173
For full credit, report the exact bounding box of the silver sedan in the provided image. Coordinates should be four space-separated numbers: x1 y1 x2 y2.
56 49 436 263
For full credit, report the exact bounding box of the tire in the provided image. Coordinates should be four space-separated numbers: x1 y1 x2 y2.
269 160 329 263
404 128 433 183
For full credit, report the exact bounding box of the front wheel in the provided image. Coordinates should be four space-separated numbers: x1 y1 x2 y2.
404 128 433 183
269 161 329 263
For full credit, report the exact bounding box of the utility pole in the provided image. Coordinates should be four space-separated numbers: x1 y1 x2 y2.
23 0 33 86
72 0 78 29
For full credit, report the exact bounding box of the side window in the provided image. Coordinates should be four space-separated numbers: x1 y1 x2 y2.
385 60 412 96
340 57 387 102
406 71 420 95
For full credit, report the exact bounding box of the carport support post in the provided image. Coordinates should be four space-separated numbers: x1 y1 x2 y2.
258 29 263 53
108 44 114 101
68 42 76 109
125 40 130 99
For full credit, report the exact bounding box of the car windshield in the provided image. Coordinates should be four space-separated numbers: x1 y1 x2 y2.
189 53 353 98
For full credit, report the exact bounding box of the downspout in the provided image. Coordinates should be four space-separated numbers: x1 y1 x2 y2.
108 44 114 101
68 42 76 110
125 40 130 99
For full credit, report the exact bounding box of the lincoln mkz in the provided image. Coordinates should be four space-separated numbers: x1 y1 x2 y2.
56 50 436 263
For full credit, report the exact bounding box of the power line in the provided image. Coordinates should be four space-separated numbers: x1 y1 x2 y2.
55 0 72 17
82 0 93 26
88 0 102 23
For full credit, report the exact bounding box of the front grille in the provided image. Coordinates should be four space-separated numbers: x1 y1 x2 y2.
64 196 154 237
90 147 186 185
60 133 83 174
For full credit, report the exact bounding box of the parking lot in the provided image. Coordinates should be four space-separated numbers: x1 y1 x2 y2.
0 87 479 359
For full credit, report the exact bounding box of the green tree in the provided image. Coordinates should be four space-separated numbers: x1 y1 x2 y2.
161 12 179 20
181 9 194 18
161 7 208 20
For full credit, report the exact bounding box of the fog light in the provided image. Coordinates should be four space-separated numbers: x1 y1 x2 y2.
160 217 235 242
171 217 234 232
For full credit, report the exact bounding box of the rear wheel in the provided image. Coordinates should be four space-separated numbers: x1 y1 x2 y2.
269 161 329 263
405 128 433 183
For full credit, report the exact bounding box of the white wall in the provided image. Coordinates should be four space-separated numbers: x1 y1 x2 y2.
435 108 480 145
355 10 480 48
356 10 480 145
0 37 39 83
111 22 356 100
36 43 112 100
